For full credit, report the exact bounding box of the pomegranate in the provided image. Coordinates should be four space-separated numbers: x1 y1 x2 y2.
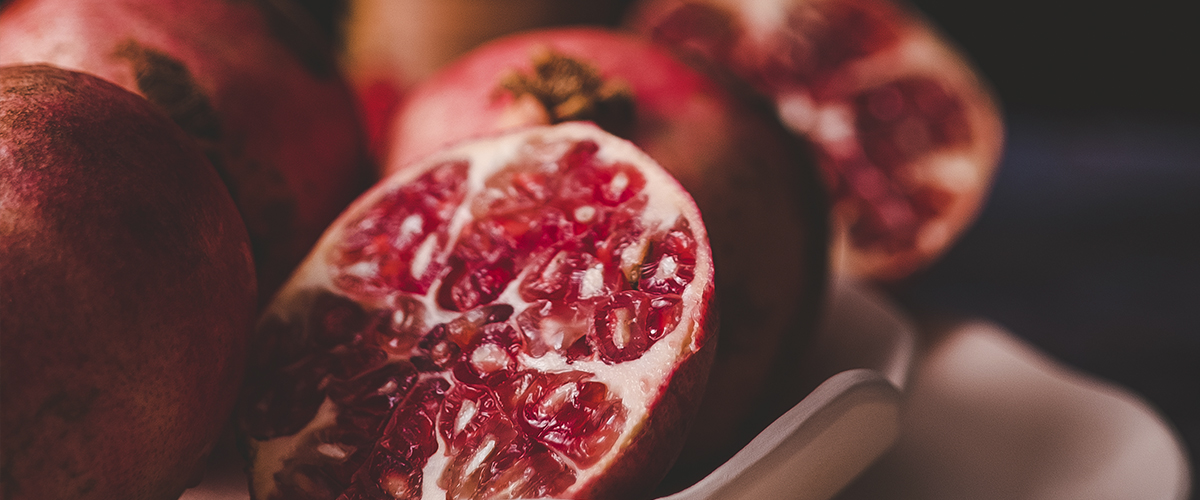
0 65 257 500
332 0 635 158
0 0 373 302
628 0 1005 281
384 27 828 486
239 122 716 499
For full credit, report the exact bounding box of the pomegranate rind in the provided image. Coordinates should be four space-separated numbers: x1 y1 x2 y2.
628 0 1005 281
243 122 716 499
384 27 829 486
0 0 373 301
0 65 257 500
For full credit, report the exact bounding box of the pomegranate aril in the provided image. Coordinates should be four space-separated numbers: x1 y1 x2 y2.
327 347 388 382
374 378 447 472
413 327 463 373
438 218 523 312
648 295 684 341
453 324 520 387
473 163 555 218
556 143 646 209
516 300 594 358
412 160 474 219
445 303 516 347
438 405 528 499
596 196 650 284
520 250 610 302
560 139 600 171
336 161 468 298
353 448 424 500
855 78 972 169
511 207 582 253
440 385 501 449
597 163 647 207
313 427 375 481
639 220 698 295
308 292 369 348
474 444 575 500
328 359 417 409
243 353 333 440
791 0 900 82
373 296 426 355
911 184 956 219
593 290 669 363
515 376 627 466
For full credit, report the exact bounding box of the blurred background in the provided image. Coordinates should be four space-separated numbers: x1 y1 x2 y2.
895 0 1199 494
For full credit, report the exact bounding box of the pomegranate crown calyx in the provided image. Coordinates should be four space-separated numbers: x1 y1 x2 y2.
498 48 637 138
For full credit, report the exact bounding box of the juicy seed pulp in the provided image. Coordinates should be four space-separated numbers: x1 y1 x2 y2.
250 135 702 500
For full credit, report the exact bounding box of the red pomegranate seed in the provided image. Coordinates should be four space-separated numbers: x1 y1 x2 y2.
592 291 658 363
515 300 595 358
639 220 698 295
371 296 426 356
648 295 685 341
242 353 333 440
336 161 468 298
308 292 369 348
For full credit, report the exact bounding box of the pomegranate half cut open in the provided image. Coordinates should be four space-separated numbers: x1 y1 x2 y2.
239 122 716 500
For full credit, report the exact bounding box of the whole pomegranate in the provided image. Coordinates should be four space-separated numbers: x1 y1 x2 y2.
0 65 257 500
0 0 373 302
384 27 829 487
629 0 1005 281
238 122 716 499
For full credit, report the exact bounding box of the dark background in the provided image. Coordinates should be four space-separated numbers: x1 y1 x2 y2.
896 0 1199 494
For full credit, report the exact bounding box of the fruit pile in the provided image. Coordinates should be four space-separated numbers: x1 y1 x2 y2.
0 0 1002 499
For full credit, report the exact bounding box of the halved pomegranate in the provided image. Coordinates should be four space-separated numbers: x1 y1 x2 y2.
629 0 1005 281
0 0 373 301
384 28 829 484
240 122 716 499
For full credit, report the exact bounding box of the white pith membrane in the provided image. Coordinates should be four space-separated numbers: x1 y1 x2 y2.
247 122 712 500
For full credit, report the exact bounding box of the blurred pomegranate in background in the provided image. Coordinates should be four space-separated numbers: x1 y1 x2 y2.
384 27 829 489
0 0 374 303
1 65 257 500
289 0 636 160
629 0 1004 281
239 123 717 499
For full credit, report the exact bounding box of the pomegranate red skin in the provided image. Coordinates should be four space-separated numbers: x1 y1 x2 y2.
628 0 1005 281
0 66 257 500
0 0 373 302
386 27 829 488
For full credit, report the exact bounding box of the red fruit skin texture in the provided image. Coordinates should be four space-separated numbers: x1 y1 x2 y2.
386 27 829 489
628 0 1005 282
0 65 257 500
0 0 374 302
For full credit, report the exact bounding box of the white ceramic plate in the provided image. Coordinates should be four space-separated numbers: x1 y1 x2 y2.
834 320 1193 500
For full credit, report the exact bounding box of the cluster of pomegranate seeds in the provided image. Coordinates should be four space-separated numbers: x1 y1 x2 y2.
836 78 972 249
242 133 703 500
635 0 1003 278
